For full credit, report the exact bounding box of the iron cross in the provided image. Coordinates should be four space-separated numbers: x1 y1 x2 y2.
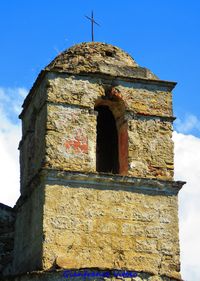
85 11 100 42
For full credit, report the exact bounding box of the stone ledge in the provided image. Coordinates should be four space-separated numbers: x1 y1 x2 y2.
44 169 185 195
14 168 185 210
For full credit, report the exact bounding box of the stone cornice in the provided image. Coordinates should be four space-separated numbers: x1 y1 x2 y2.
15 168 186 210
43 169 185 195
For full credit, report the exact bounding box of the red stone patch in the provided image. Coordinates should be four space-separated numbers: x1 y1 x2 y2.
65 133 88 154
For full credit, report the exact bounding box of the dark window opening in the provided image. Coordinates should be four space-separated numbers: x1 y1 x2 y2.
105 50 114 57
95 106 119 174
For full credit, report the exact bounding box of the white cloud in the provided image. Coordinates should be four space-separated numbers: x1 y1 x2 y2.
0 87 27 121
0 87 27 207
0 88 200 279
173 131 200 281
175 114 200 135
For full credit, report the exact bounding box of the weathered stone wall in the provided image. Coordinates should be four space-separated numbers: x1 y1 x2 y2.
46 73 173 118
45 104 96 172
46 73 105 108
0 204 15 276
19 72 174 190
116 83 173 117
14 70 180 277
45 72 174 179
127 118 173 180
44 73 173 179
14 41 182 280
13 183 44 274
2 42 184 281
19 79 47 194
41 175 181 280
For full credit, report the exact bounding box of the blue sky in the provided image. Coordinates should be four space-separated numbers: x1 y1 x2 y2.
0 0 200 137
0 1 200 280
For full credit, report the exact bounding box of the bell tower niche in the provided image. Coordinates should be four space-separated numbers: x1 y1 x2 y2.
95 105 119 174
13 42 185 280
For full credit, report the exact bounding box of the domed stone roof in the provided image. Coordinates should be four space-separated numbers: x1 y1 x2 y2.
45 42 158 80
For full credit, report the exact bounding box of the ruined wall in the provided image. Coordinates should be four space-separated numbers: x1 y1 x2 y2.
0 204 15 276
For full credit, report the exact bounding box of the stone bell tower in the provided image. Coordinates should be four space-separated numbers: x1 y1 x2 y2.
12 42 184 280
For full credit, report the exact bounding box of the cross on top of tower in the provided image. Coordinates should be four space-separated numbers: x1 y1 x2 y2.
85 11 100 42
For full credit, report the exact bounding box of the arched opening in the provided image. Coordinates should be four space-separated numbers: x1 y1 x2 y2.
95 105 119 174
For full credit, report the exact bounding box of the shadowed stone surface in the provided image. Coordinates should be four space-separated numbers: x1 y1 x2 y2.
0 204 15 276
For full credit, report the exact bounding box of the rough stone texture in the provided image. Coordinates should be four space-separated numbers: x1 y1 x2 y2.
0 204 15 276
46 73 173 117
0 42 184 280
46 73 105 108
10 170 184 279
45 104 96 172
45 72 174 179
116 84 173 117
19 70 175 192
12 183 44 274
45 42 158 80
19 79 47 194
128 119 174 180
42 178 181 279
